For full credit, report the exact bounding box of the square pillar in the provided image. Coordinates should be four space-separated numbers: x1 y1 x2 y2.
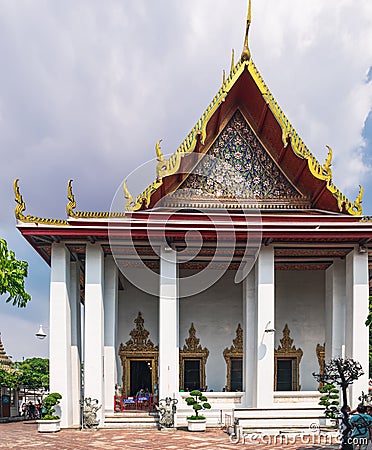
256 246 275 407
159 246 179 400
325 259 346 359
345 247 369 404
84 243 104 426
49 243 73 428
243 268 257 407
103 256 118 413
70 261 82 426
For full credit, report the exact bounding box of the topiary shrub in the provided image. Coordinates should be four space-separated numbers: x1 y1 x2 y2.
41 392 62 420
185 390 211 420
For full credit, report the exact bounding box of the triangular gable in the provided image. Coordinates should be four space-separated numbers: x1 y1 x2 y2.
162 110 310 210
125 56 362 216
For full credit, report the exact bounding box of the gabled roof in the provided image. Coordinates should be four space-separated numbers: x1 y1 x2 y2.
125 53 362 215
13 1 364 226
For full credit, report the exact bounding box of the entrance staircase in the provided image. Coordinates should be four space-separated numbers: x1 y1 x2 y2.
104 411 159 429
233 405 333 435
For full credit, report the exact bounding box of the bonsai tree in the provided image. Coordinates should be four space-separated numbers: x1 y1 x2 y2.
313 357 364 408
41 392 62 420
318 383 339 419
185 390 211 420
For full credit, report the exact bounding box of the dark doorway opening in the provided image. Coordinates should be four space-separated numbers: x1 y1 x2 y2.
277 359 293 391
230 358 243 391
130 360 152 396
184 359 200 391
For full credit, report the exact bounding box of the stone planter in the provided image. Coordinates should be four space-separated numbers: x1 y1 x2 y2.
187 419 206 432
36 419 61 433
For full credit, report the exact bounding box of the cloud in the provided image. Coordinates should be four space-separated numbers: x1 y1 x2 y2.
0 0 371 355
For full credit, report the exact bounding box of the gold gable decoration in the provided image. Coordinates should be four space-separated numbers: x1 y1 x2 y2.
163 110 310 210
179 323 209 391
223 324 243 392
274 324 303 391
118 312 159 395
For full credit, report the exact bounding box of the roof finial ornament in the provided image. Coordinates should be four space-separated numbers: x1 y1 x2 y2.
66 179 77 217
230 49 235 75
123 180 133 210
241 0 252 62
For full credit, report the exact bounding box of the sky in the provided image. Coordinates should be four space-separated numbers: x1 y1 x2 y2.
0 0 372 362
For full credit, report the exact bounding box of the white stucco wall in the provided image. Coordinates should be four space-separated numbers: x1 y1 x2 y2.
117 267 326 394
117 268 159 383
179 269 243 392
275 270 325 391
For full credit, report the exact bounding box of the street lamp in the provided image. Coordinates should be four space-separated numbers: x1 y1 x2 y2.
35 325 47 340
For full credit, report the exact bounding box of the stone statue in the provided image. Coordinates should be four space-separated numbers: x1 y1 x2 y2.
156 397 178 429
81 397 101 429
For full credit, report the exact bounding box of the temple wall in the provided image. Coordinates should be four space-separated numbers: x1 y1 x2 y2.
117 268 159 383
275 270 325 391
116 266 325 393
179 269 243 392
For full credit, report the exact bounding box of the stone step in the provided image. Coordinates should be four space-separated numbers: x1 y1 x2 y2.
234 407 323 419
104 412 159 429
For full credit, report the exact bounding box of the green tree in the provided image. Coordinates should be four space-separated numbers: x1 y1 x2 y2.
0 238 31 307
0 367 19 390
16 358 49 390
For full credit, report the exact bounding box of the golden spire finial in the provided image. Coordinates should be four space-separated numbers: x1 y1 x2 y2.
241 0 252 62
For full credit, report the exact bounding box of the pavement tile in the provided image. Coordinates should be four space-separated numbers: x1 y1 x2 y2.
0 421 345 450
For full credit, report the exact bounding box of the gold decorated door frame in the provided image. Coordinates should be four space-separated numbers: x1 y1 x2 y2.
223 324 243 391
274 324 303 391
118 312 159 396
179 323 209 391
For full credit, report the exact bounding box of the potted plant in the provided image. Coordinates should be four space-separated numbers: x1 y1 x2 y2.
185 390 211 431
36 392 62 432
318 383 339 427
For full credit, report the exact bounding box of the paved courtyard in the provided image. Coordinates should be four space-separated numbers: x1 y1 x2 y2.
0 421 343 449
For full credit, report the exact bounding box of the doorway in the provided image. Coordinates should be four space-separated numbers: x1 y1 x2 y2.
129 360 152 396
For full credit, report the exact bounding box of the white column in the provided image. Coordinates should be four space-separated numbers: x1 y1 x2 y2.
70 261 82 426
345 247 369 405
256 246 275 407
325 259 346 359
103 256 118 413
84 243 105 426
243 268 257 407
49 243 73 428
159 246 179 400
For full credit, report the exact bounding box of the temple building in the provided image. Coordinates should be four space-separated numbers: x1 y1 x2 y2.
0 334 19 419
14 1 371 429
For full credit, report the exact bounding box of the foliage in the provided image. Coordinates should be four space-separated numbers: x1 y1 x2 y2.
41 392 62 420
0 368 19 390
185 390 211 420
16 358 49 390
365 296 372 328
318 383 339 419
0 238 31 307
313 357 364 408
